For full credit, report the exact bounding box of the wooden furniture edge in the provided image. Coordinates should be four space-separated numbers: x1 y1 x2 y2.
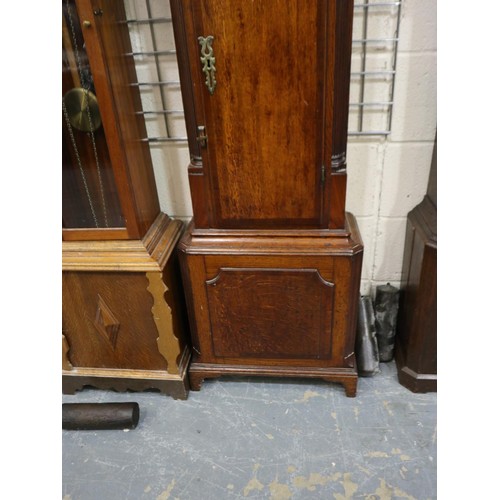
188 362 358 397
62 346 191 399
178 213 363 257
395 343 437 393
62 345 190 380
62 213 184 271
409 196 437 247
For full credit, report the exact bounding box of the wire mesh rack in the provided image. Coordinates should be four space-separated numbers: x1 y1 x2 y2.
350 1 402 136
124 0 402 143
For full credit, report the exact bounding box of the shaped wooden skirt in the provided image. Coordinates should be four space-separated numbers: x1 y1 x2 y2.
62 214 191 400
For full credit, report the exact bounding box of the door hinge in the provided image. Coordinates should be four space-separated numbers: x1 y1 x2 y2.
321 164 326 187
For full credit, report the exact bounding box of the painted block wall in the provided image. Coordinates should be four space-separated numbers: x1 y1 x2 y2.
347 0 437 296
125 0 436 297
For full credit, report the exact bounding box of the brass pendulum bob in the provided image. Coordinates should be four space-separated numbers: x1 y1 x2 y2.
63 88 102 132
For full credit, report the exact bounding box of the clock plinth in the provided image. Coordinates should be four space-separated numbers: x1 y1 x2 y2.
178 214 363 397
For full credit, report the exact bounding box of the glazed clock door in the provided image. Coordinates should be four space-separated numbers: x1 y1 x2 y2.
62 0 160 241
185 0 336 229
62 0 126 235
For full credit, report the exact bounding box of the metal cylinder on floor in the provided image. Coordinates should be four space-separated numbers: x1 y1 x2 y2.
355 296 380 376
374 283 400 362
62 403 140 430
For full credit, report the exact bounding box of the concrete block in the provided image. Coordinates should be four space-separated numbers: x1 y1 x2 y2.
390 52 436 142
162 87 185 114
349 106 390 135
399 0 437 53
149 22 175 53
166 113 188 139
157 58 181 83
360 279 372 296
372 217 407 282
379 142 434 217
150 146 193 218
132 61 161 87
149 0 171 17
353 216 376 282
346 143 383 217
367 8 400 43
352 2 400 42
144 115 167 139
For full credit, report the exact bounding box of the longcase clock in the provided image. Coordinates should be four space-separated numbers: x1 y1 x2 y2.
62 0 190 399
172 0 363 396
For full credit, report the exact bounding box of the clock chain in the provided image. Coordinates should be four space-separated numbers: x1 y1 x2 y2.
63 98 99 227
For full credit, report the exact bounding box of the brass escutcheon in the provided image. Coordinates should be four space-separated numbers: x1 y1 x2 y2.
198 35 216 95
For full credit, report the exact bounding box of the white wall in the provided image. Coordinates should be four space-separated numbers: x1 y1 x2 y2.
347 1 437 295
125 0 437 297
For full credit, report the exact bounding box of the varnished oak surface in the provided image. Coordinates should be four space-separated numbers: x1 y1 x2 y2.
195 0 326 226
171 1 361 396
63 214 191 399
63 213 183 271
179 213 363 256
171 0 354 230
63 272 169 370
62 347 191 400
178 213 363 397
188 363 358 398
207 268 335 359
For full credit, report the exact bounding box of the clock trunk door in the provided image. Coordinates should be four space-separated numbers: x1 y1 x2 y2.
189 0 333 229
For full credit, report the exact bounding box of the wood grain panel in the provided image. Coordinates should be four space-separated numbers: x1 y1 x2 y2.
62 271 168 370
191 0 327 226
206 268 334 360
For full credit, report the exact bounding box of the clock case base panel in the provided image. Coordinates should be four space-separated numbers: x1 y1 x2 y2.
395 195 437 394
178 213 363 397
188 363 358 398
62 214 191 400
62 356 191 400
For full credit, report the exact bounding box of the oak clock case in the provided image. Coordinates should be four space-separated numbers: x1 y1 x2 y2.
62 0 190 399
172 0 363 396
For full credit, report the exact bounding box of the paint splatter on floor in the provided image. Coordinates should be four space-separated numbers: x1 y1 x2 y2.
62 362 436 499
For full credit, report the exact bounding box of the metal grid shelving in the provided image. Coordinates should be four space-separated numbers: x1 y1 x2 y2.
125 0 402 143
349 0 402 136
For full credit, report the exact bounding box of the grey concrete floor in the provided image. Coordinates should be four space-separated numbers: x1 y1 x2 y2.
62 361 436 499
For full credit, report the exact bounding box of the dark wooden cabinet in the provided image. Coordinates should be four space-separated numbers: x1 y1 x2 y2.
62 0 190 399
395 138 437 393
172 0 362 396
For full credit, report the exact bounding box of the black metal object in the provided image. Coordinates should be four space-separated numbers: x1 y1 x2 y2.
62 403 140 430
374 283 400 362
355 296 380 376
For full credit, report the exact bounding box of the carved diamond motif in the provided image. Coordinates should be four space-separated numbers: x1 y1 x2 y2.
94 295 120 350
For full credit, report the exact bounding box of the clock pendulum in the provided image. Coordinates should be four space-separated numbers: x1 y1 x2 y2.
62 0 107 228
